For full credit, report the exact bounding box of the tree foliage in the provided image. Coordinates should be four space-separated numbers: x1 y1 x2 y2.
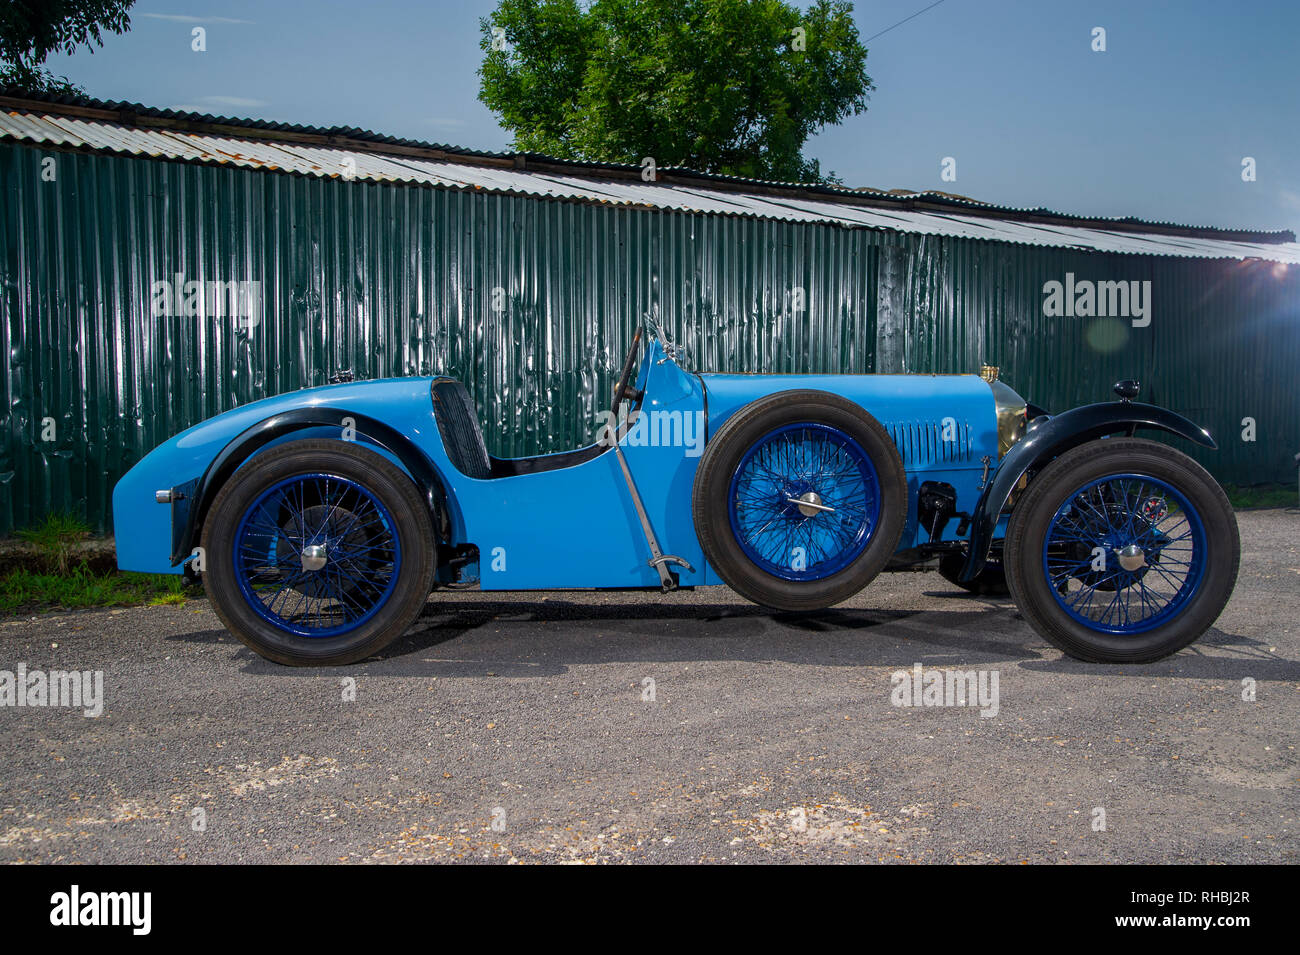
479 0 871 184
0 0 134 95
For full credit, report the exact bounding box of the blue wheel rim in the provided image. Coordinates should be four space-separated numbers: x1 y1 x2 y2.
1042 473 1206 635
233 473 402 638
727 422 881 581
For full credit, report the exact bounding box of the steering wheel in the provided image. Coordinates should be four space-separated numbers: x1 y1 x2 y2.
609 326 644 425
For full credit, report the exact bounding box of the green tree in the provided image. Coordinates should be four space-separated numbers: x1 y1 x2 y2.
0 0 134 95
479 0 871 184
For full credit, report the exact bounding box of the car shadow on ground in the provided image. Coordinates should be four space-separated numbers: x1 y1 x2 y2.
163 592 1294 682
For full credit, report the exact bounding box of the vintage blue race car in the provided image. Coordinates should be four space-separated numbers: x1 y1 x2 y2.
114 324 1239 667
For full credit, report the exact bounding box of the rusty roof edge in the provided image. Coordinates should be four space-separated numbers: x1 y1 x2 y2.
1 90 1294 245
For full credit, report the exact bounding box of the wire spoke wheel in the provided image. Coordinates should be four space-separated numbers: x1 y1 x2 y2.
1043 473 1205 634
1005 438 1239 663
235 473 402 637
202 441 436 666
728 422 881 581
693 391 905 612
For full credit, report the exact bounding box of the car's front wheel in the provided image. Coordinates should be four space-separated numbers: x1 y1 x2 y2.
1004 438 1239 663
201 440 436 666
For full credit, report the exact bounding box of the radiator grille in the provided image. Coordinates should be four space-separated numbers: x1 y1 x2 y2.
885 419 974 468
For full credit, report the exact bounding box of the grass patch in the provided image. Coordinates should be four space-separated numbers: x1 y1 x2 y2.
14 511 91 574
1223 483 1297 510
0 563 191 615
149 590 189 606
1 512 196 614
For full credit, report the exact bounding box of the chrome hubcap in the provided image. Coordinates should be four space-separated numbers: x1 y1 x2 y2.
795 491 825 517
301 543 329 572
1116 543 1146 572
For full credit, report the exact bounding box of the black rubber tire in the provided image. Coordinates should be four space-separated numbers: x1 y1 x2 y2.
201 440 436 666
692 390 907 611
938 554 1010 596
1004 438 1239 663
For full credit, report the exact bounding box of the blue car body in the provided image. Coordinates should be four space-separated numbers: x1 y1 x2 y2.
114 325 1241 668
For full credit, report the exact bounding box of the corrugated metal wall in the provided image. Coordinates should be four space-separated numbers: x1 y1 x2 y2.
1 141 1295 535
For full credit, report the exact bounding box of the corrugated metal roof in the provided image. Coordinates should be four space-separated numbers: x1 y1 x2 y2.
3 88 1294 241
0 88 512 158
5 106 1300 265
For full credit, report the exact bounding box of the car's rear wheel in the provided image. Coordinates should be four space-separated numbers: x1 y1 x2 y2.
201 440 436 666
692 391 906 611
1004 438 1239 663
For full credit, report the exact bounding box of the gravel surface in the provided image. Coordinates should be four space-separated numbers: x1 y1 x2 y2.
1 509 1296 864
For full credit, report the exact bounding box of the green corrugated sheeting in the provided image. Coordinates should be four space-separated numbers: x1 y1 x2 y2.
1 141 1296 535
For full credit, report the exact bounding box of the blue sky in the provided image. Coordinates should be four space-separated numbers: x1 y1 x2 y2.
40 0 1300 233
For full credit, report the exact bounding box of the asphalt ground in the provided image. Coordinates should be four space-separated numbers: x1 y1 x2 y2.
1 509 1296 864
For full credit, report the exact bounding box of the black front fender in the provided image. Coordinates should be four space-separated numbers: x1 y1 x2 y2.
959 401 1215 581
